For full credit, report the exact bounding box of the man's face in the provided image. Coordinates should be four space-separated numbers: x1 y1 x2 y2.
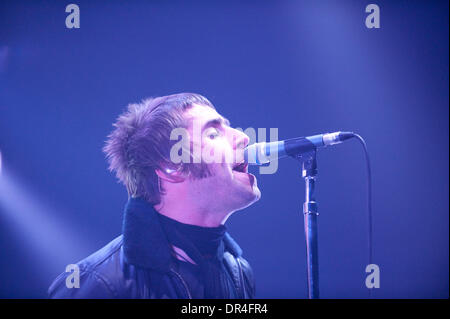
182 104 261 213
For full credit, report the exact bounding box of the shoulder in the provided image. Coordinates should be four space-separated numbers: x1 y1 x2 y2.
48 236 125 299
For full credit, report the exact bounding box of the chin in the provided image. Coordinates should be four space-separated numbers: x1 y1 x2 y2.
233 185 261 211
253 188 262 201
250 188 262 204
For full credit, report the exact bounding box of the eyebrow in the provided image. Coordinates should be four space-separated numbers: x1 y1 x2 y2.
202 117 231 131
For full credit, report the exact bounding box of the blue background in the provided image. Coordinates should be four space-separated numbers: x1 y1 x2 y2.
0 0 448 298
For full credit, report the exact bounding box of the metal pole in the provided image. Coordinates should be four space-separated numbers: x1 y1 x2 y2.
301 152 319 299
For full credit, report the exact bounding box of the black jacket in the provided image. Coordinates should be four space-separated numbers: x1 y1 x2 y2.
48 198 255 299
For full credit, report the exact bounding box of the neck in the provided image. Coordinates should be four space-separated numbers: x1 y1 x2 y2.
154 187 232 227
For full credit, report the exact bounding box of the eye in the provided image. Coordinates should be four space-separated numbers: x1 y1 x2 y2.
206 128 220 140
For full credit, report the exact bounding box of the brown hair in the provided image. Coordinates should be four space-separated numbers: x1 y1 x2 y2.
103 93 214 204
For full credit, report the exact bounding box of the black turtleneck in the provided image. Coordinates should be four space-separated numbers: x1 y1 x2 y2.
157 213 233 298
157 213 226 260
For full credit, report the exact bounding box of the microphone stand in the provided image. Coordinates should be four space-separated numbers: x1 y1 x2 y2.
297 150 320 299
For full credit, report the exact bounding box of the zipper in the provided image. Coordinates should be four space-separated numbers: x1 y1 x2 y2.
170 269 192 299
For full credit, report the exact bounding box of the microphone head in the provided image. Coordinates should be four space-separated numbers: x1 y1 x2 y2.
244 141 285 165
244 132 355 166
244 142 266 165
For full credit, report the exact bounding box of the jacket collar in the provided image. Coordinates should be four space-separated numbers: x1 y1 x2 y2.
122 197 243 272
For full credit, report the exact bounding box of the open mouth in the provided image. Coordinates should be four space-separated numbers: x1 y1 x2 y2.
232 162 248 173
232 161 256 188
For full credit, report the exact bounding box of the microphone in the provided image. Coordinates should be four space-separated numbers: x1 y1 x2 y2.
244 131 355 165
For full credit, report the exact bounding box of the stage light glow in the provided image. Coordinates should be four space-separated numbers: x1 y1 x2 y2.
0 169 92 281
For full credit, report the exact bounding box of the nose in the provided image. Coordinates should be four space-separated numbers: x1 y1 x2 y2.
232 128 250 150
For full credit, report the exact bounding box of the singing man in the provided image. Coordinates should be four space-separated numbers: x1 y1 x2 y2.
48 93 260 298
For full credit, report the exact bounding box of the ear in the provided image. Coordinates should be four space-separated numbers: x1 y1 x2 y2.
155 167 185 183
